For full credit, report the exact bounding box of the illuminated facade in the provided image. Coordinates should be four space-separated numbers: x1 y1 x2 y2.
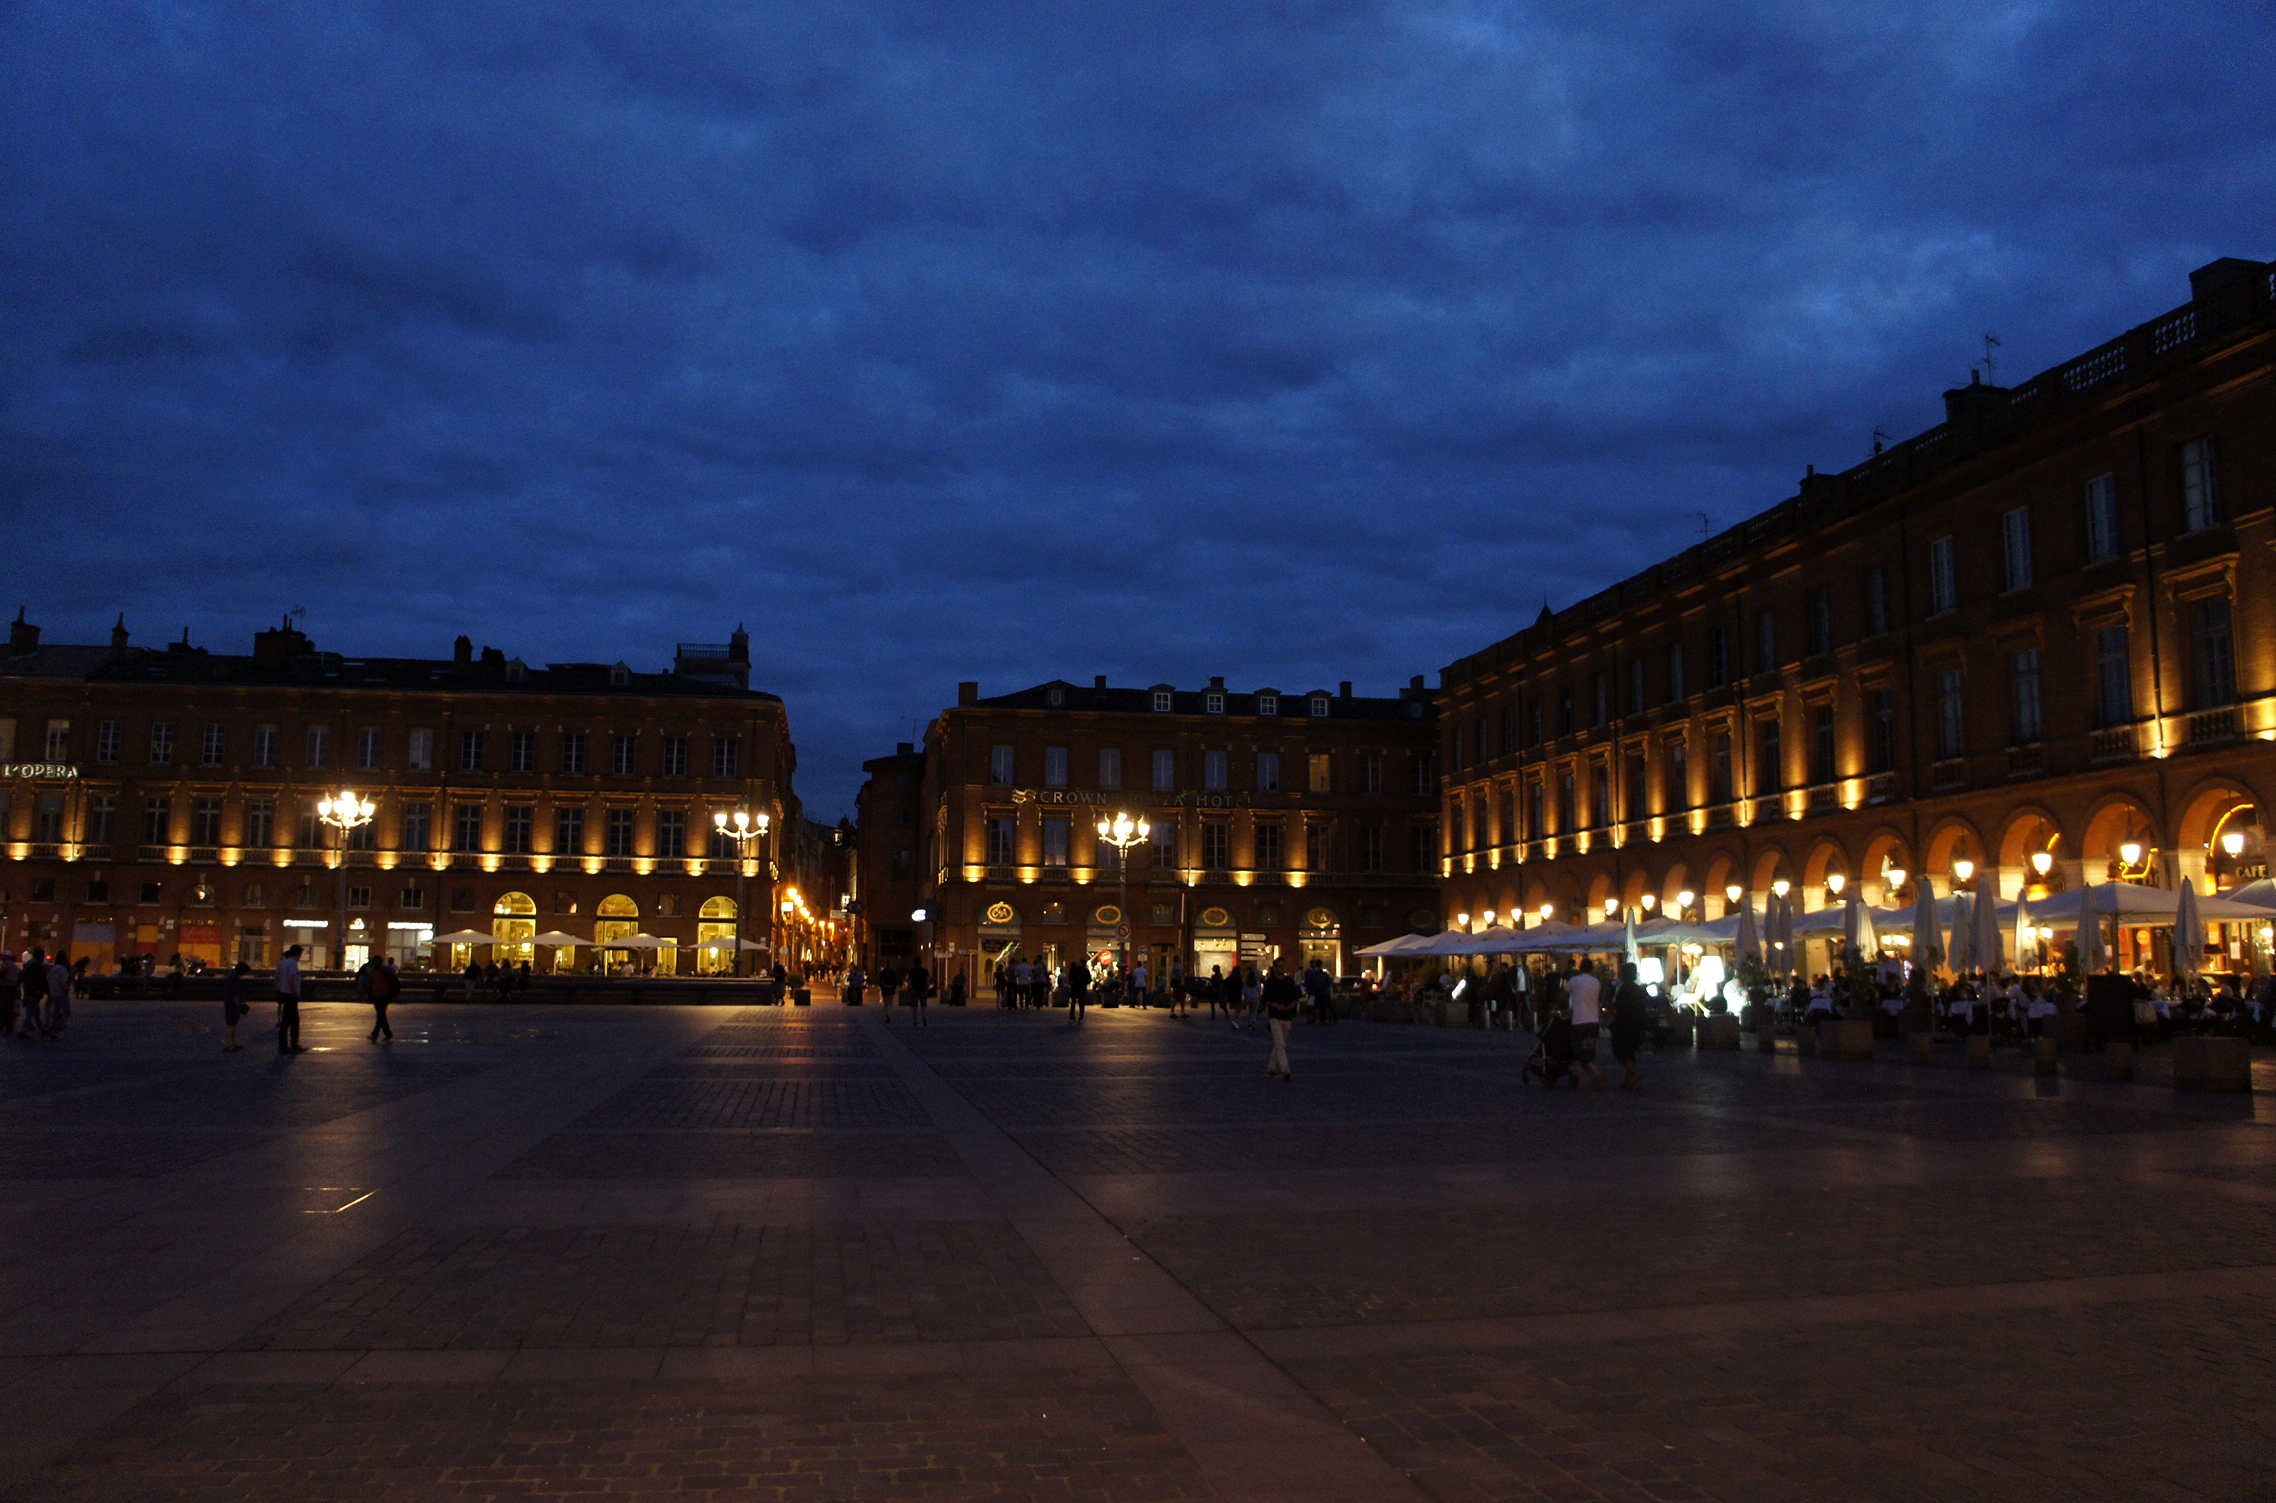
0 616 799 973
915 675 1439 986
1439 256 2276 970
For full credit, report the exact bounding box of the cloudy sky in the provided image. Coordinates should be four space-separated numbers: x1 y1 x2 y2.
5 2 2272 812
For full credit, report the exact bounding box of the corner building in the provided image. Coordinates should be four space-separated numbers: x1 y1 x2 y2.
1440 256 2276 971
918 676 1439 986
0 616 800 973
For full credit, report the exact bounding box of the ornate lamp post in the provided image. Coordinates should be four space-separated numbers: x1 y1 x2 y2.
1094 811 1151 982
316 789 376 971
711 809 770 977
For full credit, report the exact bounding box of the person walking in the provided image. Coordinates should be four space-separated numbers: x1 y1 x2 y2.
1168 961 1187 1018
1565 956 1606 1089
1205 965 1226 1022
1066 954 1091 1023
1131 958 1150 1009
1609 959 1649 1090
905 959 930 1027
1010 956 1032 1010
221 960 250 1052
0 951 19 1040
275 943 305 1055
874 963 898 1022
843 960 866 1009
1262 959 1302 1079
1238 963 1262 1033
368 956 400 1043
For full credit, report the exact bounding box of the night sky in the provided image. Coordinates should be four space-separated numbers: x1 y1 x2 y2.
6 4 2272 814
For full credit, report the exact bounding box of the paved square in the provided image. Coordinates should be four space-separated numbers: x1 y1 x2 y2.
2 999 2271 1501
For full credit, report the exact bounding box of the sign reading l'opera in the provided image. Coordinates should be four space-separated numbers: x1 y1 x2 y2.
2 763 78 780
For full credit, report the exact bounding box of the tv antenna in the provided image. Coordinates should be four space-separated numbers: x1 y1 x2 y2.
1693 511 1711 542
1872 428 1891 456
1982 332 2000 382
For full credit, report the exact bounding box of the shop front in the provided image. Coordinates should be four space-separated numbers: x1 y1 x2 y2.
1299 906 1341 975
1192 905 1238 981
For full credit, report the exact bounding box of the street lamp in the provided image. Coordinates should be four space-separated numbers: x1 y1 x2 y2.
2029 850 2053 878
1771 876 1791 899
1480 909 1497 930
1536 902 1554 924
711 809 771 977
1953 857 1976 886
1603 896 1619 918
1094 811 1151 982
1826 871 1847 897
2116 840 2142 869
316 790 375 971
1675 888 1695 918
1724 882 1743 907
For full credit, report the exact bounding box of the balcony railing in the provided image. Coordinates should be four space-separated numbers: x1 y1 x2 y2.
1929 759 1967 791
2005 744 2044 779
2180 705 2240 746
2089 724 2138 763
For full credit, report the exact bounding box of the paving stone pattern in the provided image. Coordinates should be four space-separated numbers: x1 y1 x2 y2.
6 1000 2274 1502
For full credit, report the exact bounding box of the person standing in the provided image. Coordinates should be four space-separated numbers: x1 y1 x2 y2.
1262 959 1302 1079
1238 963 1262 1032
221 960 250 1052
19 948 49 1040
44 951 71 1037
1131 958 1150 1009
368 956 400 1043
1066 954 1091 1023
874 963 898 1022
905 959 930 1028
1168 961 1187 1018
1205 965 1226 1022
843 960 866 1009
1609 959 1648 1090
1302 960 1334 1027
1565 957 1605 1089
275 944 304 1055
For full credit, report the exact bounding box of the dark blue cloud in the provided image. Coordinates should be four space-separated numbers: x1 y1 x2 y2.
4 0 2272 811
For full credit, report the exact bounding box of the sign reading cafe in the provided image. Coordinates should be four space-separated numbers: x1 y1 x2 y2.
2 763 78 781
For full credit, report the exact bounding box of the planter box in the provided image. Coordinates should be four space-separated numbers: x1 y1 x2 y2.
1795 1023 1818 1056
2173 1035 2252 1093
1701 1016 1742 1050
2032 1036 2059 1075
2105 1042 2136 1081
1906 1032 1933 1064
1819 1019 1874 1061
1965 1035 1992 1069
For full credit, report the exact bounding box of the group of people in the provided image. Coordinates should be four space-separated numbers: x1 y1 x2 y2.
1524 957 1652 1089
985 955 1342 1029
839 960 944 1025
0 947 76 1040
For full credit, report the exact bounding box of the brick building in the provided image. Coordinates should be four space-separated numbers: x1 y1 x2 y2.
852 742 927 968
1438 256 2276 974
0 615 802 974
913 675 1439 989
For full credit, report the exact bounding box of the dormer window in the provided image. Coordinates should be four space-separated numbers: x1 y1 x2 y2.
1151 690 1172 712
1046 686 1065 707
609 663 630 688
506 659 527 684
1257 694 1278 717
1309 695 1329 717
1206 692 1224 715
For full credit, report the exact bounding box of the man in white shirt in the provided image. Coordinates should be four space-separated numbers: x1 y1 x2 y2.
1565 958 1605 1089
274 944 305 1055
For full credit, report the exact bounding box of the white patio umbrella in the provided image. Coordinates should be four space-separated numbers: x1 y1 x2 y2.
2013 893 2036 971
2226 877 2276 910
1908 877 1941 972
429 929 492 946
1623 908 1639 967
1840 892 1878 961
1355 933 1432 958
531 931 585 948
1973 878 2004 975
612 933 665 950
2173 878 2203 978
1733 896 1761 966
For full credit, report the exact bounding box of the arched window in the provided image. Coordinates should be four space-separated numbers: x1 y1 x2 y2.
696 895 739 974
491 891 537 963
594 894 640 972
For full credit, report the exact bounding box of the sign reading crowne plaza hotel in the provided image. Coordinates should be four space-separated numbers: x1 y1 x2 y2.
1436 255 2276 979
891 673 1443 983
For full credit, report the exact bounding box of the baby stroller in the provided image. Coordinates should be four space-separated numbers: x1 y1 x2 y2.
1522 1012 1578 1088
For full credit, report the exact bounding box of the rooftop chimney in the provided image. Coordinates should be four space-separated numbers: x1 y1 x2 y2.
1208 674 1225 691
1093 674 1107 689
957 680 978 706
453 634 473 664
1339 680 1353 698
111 613 129 651
251 616 311 669
896 741 913 756
7 607 35 655
1941 369 2011 438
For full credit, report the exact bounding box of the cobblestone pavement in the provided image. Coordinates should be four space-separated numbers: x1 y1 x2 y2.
1 1000 2271 1502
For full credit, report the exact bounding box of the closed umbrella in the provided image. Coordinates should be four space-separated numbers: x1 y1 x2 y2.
1947 894 1973 975
2013 894 2036 972
1844 893 1879 963
1910 876 1941 973
1734 896 1761 966
1973 878 2003 975
1623 908 1639 967
2077 898 2105 976
2173 878 2203 979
